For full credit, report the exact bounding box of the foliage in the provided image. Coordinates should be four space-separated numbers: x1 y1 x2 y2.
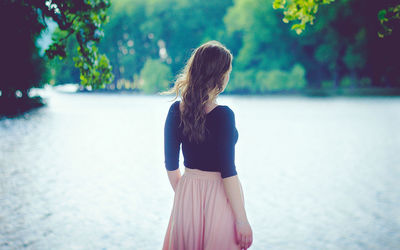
141 0 233 74
73 46 113 88
224 0 300 71
139 59 172 94
273 0 400 38
48 0 400 94
378 4 400 37
45 28 80 85
0 0 113 113
273 0 335 34
98 0 149 85
54 0 233 89
227 70 257 94
257 64 306 92
42 0 114 89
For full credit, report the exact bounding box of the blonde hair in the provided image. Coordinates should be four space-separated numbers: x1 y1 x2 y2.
161 40 233 143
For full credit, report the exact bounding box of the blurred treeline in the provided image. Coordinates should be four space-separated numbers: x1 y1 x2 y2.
46 0 400 94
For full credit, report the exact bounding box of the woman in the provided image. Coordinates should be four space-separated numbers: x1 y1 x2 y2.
162 41 253 250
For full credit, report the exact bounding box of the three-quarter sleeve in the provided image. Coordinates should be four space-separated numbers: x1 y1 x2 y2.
217 107 238 178
164 102 181 171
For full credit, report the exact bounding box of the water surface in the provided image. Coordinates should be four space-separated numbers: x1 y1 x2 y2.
1 91 399 249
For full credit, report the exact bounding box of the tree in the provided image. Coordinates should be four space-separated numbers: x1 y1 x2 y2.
139 59 172 94
43 0 400 95
98 0 152 88
272 0 335 34
225 0 400 90
139 0 233 75
46 28 81 85
0 0 113 106
273 0 400 38
0 1 45 99
378 4 400 37
95 0 232 87
43 0 114 88
224 0 311 91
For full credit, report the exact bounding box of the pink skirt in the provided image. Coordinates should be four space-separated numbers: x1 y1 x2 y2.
162 167 240 250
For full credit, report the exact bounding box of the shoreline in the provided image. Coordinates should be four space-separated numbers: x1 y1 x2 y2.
0 96 45 118
73 87 400 97
2 87 400 118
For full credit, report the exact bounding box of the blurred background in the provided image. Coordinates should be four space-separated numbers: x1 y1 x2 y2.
0 0 399 249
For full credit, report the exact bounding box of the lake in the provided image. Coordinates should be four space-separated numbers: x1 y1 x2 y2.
0 90 399 249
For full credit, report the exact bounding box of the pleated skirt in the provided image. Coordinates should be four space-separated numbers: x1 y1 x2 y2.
162 167 240 250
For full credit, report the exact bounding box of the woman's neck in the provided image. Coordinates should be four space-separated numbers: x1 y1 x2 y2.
207 94 218 105
206 98 218 106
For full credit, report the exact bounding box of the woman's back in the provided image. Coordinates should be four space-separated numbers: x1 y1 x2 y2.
164 100 239 178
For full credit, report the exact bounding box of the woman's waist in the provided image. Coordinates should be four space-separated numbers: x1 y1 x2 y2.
183 166 222 180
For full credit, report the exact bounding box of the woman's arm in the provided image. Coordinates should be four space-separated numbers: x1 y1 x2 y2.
167 168 182 192
164 102 182 192
223 174 253 249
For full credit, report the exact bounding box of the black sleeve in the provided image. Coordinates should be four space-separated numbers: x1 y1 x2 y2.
217 107 238 178
164 102 181 171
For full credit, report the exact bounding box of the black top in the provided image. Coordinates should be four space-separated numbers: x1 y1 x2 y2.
164 100 238 178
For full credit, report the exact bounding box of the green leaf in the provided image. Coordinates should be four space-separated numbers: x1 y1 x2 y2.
378 9 387 21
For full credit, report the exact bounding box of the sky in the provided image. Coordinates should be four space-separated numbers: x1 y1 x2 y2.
36 18 57 56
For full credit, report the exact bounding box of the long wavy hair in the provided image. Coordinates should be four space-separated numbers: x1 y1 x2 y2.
161 40 233 144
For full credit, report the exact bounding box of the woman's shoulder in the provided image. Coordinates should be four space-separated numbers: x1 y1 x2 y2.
214 105 235 125
166 100 181 117
217 105 235 116
168 100 180 110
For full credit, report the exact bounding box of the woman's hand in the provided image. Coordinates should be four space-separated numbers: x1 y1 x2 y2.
166 169 181 192
235 219 253 249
